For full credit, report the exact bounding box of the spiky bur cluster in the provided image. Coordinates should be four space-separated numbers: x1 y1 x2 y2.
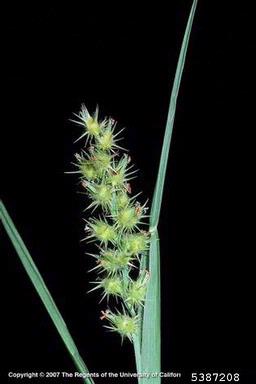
70 105 150 342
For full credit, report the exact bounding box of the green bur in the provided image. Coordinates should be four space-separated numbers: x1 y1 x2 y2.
99 249 133 274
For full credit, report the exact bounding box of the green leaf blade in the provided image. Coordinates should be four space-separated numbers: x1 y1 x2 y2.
0 200 94 384
141 1 199 381
150 0 198 230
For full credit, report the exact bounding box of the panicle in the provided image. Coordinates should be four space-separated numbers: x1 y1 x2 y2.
70 105 150 342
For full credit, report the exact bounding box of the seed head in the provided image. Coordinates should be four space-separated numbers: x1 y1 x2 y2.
87 219 117 245
103 309 138 341
73 153 99 181
107 155 137 189
80 162 98 180
70 105 150 345
115 206 140 231
115 191 130 210
124 272 149 307
97 130 113 151
97 248 134 275
122 232 149 255
72 105 106 142
101 276 123 298
86 183 113 211
91 150 112 176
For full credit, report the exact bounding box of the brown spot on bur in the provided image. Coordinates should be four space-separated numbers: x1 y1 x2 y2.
135 203 142 216
125 183 132 194
100 310 110 320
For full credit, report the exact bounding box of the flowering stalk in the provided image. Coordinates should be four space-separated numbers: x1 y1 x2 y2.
70 105 150 344
1 2 197 381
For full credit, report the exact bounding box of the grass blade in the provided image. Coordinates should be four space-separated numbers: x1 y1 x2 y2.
141 0 199 380
150 0 198 230
0 200 94 384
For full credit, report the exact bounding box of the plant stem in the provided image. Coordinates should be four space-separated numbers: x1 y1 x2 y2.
133 335 143 383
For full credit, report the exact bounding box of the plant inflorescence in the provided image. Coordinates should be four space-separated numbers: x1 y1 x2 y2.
70 105 150 342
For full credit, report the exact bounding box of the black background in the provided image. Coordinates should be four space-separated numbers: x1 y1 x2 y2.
1 1 255 383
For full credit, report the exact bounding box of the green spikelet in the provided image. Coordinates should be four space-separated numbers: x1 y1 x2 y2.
97 249 134 275
125 272 149 307
86 219 117 246
103 309 139 342
122 232 150 255
115 191 130 210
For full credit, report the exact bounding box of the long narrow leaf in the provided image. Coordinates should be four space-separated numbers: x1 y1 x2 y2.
141 0 198 381
0 201 94 384
151 0 198 230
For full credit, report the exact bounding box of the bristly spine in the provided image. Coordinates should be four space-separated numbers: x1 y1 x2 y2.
69 105 150 342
